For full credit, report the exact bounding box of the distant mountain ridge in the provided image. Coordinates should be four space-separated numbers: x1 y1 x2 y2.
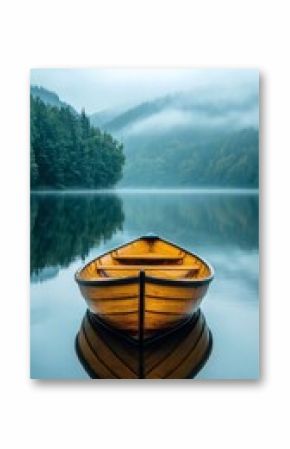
103 95 171 132
100 89 259 134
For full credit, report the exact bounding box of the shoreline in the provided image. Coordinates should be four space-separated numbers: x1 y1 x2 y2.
31 187 259 195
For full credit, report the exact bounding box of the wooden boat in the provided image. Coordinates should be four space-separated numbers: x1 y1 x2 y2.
75 308 212 379
75 235 214 339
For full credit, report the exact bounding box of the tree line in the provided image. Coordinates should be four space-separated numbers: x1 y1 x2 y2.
31 96 125 189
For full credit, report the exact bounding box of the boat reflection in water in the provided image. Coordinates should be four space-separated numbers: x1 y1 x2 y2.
75 308 212 379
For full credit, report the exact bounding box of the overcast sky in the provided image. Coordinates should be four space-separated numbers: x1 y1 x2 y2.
30 68 259 115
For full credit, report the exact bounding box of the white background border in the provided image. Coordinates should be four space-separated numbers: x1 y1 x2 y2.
0 1 288 448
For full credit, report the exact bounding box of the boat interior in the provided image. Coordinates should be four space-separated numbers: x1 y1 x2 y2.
78 238 212 281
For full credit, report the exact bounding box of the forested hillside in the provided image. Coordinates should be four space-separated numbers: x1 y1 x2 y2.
94 90 259 187
119 127 258 187
104 90 258 133
31 85 259 189
30 96 125 189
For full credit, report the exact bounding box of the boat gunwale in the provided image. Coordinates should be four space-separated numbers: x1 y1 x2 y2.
75 235 214 288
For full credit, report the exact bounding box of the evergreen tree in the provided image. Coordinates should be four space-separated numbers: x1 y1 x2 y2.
30 96 125 189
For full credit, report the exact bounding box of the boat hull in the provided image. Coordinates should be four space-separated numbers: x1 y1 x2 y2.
75 236 214 338
78 276 210 338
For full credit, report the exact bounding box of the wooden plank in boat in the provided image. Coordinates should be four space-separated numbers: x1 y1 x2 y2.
88 298 138 314
145 297 197 313
80 283 139 300
96 265 199 271
145 283 196 299
85 297 197 319
98 311 187 332
112 253 184 261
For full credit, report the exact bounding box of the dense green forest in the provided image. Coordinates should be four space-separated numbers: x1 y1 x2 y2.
30 95 125 189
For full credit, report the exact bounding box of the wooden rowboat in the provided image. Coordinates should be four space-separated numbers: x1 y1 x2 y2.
75 235 214 339
75 309 212 379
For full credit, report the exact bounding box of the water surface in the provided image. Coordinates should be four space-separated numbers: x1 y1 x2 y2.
30 190 259 379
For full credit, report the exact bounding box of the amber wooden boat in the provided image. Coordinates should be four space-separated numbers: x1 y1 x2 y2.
75 235 214 339
76 309 212 379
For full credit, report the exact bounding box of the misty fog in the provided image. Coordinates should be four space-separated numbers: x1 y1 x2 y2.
31 68 259 188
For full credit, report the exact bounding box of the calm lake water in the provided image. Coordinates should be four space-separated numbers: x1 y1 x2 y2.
30 189 259 379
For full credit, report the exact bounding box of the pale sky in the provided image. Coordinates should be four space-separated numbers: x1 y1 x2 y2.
30 68 259 115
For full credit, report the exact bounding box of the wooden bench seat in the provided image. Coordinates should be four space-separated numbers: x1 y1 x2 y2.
96 265 199 271
112 253 184 262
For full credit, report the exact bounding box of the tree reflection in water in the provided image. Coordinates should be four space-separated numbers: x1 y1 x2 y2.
31 193 124 278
